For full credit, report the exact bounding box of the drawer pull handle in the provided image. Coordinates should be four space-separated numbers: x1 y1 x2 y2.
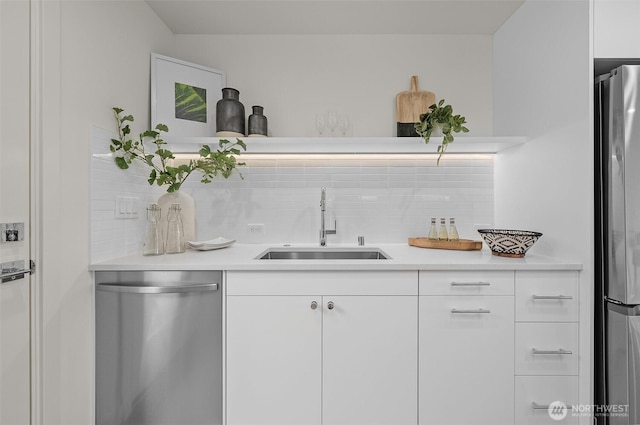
532 295 573 300
450 281 491 287
327 301 335 310
311 301 318 310
451 308 491 314
531 402 551 410
532 348 573 355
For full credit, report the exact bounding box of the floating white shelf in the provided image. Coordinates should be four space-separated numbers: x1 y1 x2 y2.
164 136 526 155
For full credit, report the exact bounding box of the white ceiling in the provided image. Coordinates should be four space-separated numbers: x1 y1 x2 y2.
145 0 526 35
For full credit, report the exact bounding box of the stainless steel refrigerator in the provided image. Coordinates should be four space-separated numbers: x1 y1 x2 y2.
596 63 640 425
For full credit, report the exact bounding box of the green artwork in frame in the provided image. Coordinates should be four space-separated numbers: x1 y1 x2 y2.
175 82 207 123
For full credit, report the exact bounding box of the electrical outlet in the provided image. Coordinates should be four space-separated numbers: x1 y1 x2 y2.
248 224 265 235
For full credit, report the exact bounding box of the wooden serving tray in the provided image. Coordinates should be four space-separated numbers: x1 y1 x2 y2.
408 237 483 251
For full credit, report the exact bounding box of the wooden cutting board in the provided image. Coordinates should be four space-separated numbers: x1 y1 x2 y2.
408 237 482 251
396 76 436 136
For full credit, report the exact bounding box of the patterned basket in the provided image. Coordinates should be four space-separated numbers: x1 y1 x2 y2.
477 229 542 258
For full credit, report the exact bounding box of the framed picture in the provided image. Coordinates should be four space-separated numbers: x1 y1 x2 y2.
151 53 226 137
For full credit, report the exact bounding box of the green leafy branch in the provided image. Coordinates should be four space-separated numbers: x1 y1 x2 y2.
414 99 469 164
110 107 246 193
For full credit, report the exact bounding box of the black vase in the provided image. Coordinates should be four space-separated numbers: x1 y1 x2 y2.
216 87 245 136
248 105 268 137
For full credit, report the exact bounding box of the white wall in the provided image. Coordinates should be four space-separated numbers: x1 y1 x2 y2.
39 2 176 423
594 0 640 58
493 0 591 261
174 34 493 137
493 0 592 415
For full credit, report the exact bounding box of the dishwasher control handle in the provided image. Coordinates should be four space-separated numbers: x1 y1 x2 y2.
96 283 218 294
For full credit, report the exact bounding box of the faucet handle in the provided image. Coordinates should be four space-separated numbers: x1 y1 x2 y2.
358 236 365 246
326 220 337 235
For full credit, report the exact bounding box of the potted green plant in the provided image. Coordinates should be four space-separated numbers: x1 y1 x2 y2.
414 99 469 164
109 107 247 243
110 107 246 192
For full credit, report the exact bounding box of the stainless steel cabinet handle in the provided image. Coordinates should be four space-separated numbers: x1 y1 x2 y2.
327 301 335 310
531 402 550 410
451 308 491 314
96 283 218 294
532 348 573 355
311 301 318 310
531 294 573 300
450 281 491 287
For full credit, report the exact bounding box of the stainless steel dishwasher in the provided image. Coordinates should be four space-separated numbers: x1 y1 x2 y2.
95 271 222 425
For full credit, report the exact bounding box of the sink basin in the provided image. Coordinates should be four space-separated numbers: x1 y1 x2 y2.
257 247 390 260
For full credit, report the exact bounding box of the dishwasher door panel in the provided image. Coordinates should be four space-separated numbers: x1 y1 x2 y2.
96 271 222 425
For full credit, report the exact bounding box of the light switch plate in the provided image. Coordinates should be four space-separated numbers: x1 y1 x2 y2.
1 222 25 242
115 196 140 219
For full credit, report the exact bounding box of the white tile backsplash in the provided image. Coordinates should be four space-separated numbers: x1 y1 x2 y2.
90 126 494 261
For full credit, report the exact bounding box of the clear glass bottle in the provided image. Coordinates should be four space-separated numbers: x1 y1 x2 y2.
438 218 449 240
143 204 163 256
428 217 438 240
165 203 185 254
448 217 460 241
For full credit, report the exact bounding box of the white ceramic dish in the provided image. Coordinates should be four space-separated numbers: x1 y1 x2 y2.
188 237 236 251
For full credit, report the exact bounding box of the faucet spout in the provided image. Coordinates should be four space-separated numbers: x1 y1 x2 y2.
319 187 336 246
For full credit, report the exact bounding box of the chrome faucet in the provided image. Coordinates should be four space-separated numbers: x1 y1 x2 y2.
319 187 336 246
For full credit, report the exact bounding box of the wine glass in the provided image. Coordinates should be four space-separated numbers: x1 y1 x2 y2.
316 114 326 136
325 110 338 136
338 114 350 136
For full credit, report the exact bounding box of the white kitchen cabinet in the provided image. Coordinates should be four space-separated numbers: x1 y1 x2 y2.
226 295 322 425
515 322 579 376
323 296 417 425
515 376 579 425
515 271 579 323
514 271 580 425
419 295 515 425
225 271 418 425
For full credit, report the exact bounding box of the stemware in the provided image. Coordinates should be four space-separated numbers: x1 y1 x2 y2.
325 110 338 136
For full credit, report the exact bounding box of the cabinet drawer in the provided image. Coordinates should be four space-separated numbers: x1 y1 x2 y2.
515 376 578 425
419 295 514 425
516 271 579 322
227 270 417 295
419 271 514 296
515 323 578 375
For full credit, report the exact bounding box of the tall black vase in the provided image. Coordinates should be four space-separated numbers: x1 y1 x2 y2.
216 87 245 136
248 105 268 137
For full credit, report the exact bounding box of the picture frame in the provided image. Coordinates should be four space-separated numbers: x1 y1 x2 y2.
151 53 226 137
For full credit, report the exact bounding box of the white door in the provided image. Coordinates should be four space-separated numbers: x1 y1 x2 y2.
0 1 32 424
226 295 322 425
322 296 418 425
419 295 514 425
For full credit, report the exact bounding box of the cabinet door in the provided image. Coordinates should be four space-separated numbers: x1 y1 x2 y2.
419 296 514 425
226 296 322 425
323 296 418 425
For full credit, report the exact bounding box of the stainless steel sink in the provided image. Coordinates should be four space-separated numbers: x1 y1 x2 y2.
257 247 390 260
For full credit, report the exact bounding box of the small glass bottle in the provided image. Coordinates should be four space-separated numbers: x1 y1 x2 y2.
143 204 163 256
428 217 438 240
165 203 186 254
448 217 460 241
438 218 449 240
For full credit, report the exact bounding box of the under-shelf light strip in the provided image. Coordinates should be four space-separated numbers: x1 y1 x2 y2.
172 153 493 161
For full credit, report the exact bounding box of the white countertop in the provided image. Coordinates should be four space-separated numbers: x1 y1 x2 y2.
89 243 583 271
